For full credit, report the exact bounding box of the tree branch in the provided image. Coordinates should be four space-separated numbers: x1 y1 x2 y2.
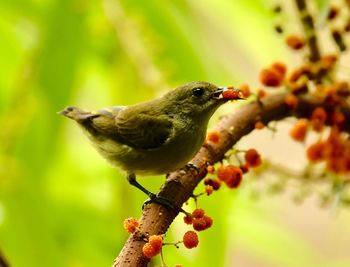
0 249 10 267
112 93 350 267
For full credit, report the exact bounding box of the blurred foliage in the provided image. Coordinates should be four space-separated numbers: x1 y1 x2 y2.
0 0 349 267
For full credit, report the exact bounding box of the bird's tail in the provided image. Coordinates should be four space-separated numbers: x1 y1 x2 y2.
58 106 99 122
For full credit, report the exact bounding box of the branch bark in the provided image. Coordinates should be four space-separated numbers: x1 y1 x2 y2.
112 93 350 267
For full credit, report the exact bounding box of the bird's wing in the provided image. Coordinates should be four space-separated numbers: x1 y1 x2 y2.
114 110 173 150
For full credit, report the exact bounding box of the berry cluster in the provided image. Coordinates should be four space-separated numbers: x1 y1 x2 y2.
180 208 212 254
183 208 213 232
251 1 350 205
202 148 262 195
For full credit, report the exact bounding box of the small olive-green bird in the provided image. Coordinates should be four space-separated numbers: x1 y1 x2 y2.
60 81 241 208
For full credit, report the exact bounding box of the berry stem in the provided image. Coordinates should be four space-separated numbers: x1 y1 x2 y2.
295 0 321 62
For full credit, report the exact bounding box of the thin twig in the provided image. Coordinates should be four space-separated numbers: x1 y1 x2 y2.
295 0 321 62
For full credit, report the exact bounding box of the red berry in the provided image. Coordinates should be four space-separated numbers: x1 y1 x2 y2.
203 215 213 229
259 68 283 87
183 214 193 225
331 111 345 126
217 165 242 182
192 208 205 219
183 231 199 249
203 178 221 190
240 164 249 173
222 89 244 99
225 174 242 188
311 107 327 132
271 62 287 77
193 218 207 231
255 121 265 130
286 35 305 50
284 94 298 109
205 185 214 195
306 142 325 162
244 149 262 168
290 119 308 142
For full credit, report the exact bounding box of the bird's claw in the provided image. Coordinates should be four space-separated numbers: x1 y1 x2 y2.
142 193 174 210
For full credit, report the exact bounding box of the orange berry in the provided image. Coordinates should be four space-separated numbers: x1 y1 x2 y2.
239 83 251 97
244 149 262 168
255 121 265 130
271 62 287 77
142 243 158 258
284 94 298 109
207 131 220 144
149 235 163 251
259 68 283 87
217 165 243 182
183 231 199 249
204 178 221 190
331 111 345 126
257 89 267 99
192 208 205 219
222 89 244 99
321 54 337 70
306 142 325 162
286 35 305 50
174 265 183 267
290 119 308 142
205 185 214 195
311 107 327 132
183 214 193 225
207 165 215 174
123 217 139 234
327 157 347 173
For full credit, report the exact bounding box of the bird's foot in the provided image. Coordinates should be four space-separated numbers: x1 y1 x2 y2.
142 193 174 210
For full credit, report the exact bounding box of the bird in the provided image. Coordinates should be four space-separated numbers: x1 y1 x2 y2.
59 81 242 208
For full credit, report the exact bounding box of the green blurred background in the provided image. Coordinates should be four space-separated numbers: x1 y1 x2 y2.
1 0 350 266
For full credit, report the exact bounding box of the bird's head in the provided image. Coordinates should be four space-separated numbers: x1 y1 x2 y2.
162 81 242 120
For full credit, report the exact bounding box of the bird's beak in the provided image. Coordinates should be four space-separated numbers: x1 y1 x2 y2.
58 106 98 122
212 86 244 100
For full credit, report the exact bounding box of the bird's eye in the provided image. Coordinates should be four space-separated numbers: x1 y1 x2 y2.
192 87 205 97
